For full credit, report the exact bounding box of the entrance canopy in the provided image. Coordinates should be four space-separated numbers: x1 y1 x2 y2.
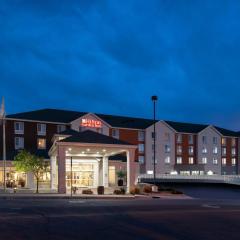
49 130 137 193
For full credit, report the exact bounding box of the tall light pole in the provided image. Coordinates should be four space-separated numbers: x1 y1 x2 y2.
151 95 158 186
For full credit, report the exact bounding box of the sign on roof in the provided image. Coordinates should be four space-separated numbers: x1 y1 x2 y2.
81 118 102 128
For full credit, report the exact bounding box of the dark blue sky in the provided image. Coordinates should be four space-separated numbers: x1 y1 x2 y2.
1 0 240 130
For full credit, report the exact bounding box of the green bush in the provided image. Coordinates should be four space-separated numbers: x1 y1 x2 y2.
82 189 93 194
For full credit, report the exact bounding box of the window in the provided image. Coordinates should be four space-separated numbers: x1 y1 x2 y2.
202 136 207 144
138 131 145 141
232 158 236 166
14 122 24 134
177 145 182 154
189 146 194 155
213 158 218 165
112 129 119 139
37 138 46 149
222 147 226 156
232 148 236 156
151 132 156 139
202 147 207 154
222 138 226 145
176 134 182 143
188 135 193 144
222 158 226 165
176 157 182 164
37 123 46 136
202 157 207 164
213 137 218 144
152 156 157 164
15 137 24 149
138 144 144 153
57 125 66 133
232 138 236 146
165 156 170 164
164 132 170 142
138 156 145 164
189 157 194 164
165 145 170 153
213 146 218 154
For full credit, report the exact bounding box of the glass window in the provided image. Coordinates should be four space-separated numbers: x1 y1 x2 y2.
222 147 226 156
151 132 156 139
57 125 66 133
177 145 182 154
37 138 46 149
213 146 218 154
232 138 236 146
222 158 226 165
176 157 182 164
232 158 236 166
138 131 145 141
202 157 207 164
189 157 194 164
165 156 170 164
165 145 170 153
177 134 182 143
202 136 207 144
222 138 226 145
188 135 193 144
213 137 218 144
232 148 236 156
152 156 157 164
189 146 194 155
213 158 218 165
138 156 145 164
14 122 24 134
138 144 144 153
37 123 46 136
202 147 207 154
15 137 24 149
112 129 119 139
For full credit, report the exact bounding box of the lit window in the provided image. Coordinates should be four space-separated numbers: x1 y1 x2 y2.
57 125 66 133
15 137 24 149
14 122 24 134
37 123 46 136
222 147 226 156
202 147 207 154
213 146 218 154
165 145 170 153
138 131 145 141
177 134 182 143
177 145 182 154
138 144 145 153
222 138 226 145
202 157 207 164
213 137 218 144
176 157 182 164
213 158 218 165
222 158 226 165
165 156 170 164
189 157 194 164
189 146 194 155
202 136 207 144
112 129 119 139
138 156 145 164
37 138 46 149
232 158 236 166
188 135 193 144
232 148 236 156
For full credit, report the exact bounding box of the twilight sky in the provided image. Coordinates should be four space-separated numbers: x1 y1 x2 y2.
1 0 240 130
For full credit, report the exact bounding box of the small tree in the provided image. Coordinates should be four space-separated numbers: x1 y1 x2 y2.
13 150 48 193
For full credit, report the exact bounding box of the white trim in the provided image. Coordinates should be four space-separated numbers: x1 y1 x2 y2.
6 117 70 125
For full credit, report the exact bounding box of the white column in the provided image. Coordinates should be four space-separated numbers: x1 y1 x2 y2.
50 156 57 190
126 151 130 193
26 172 35 189
102 156 109 187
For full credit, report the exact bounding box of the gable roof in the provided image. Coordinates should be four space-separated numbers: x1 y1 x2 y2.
6 108 155 129
214 126 239 137
59 130 134 145
164 121 208 133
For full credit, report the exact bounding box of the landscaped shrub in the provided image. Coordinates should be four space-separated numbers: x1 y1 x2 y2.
143 185 152 193
130 187 140 195
82 189 93 194
113 188 126 195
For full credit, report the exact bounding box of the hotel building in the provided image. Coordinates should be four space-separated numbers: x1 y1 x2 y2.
0 108 239 193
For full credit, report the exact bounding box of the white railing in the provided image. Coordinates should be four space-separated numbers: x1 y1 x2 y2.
138 174 240 185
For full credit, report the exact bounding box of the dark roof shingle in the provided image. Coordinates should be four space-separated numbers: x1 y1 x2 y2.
165 121 208 133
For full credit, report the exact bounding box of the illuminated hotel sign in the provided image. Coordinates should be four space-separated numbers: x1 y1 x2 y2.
81 118 102 128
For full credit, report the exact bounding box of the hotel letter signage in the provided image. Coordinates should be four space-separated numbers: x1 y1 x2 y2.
81 118 102 128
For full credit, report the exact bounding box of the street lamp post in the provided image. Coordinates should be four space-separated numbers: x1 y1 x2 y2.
70 156 73 197
151 95 158 187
